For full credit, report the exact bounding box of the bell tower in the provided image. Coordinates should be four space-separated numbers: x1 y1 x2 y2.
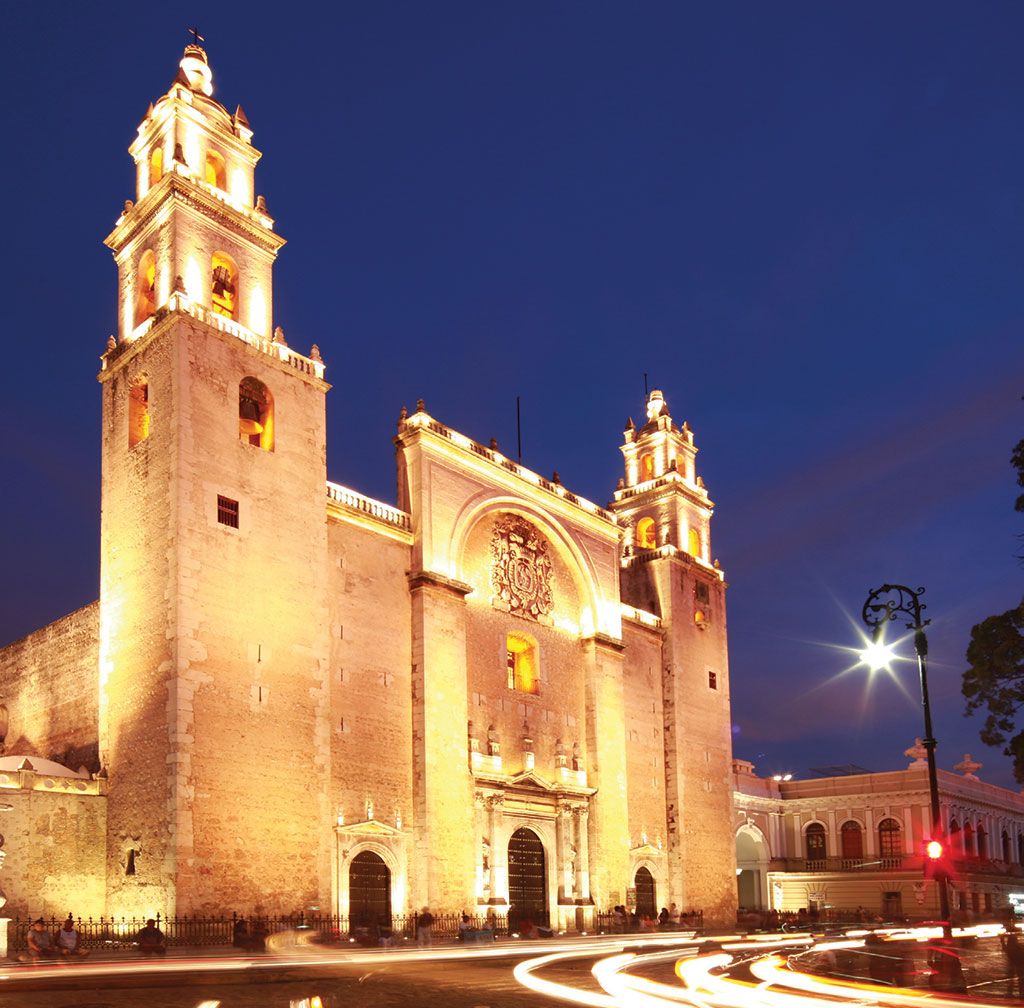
98 45 332 916
609 390 737 925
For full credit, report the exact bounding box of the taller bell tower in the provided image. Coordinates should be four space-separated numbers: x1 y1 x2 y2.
610 390 737 925
98 45 332 916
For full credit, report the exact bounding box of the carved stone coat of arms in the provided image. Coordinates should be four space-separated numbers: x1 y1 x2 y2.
491 515 554 620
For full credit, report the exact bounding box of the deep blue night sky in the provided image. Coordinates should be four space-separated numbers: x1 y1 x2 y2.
1 4 1021 785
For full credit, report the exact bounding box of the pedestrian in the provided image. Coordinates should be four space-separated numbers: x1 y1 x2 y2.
20 918 58 962
416 907 434 947
1002 926 1024 997
56 915 89 957
137 918 167 955
658 907 670 930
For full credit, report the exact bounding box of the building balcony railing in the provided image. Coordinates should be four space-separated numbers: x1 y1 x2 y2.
326 481 412 531
771 854 1024 878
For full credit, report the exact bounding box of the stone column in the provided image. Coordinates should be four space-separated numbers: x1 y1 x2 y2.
556 805 574 903
488 795 507 905
576 804 592 903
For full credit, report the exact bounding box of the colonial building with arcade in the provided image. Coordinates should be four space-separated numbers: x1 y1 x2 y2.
0 44 737 929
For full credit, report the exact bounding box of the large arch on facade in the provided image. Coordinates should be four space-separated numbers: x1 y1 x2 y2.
447 493 607 635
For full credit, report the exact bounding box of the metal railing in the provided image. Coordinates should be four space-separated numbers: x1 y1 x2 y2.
11 911 510 952
595 909 703 934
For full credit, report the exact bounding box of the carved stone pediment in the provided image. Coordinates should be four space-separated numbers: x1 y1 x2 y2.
491 515 553 620
336 818 402 837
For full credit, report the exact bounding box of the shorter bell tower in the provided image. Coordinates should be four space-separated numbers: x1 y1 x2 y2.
610 390 737 925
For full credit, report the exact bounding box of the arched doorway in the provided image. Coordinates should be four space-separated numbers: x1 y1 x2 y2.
635 866 656 918
508 827 547 929
736 826 770 910
349 850 391 927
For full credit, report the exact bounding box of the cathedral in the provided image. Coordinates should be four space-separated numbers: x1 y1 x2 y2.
0 45 737 929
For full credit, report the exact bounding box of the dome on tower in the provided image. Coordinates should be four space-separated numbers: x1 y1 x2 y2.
179 44 214 96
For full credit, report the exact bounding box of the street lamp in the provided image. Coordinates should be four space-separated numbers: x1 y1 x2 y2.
861 583 951 937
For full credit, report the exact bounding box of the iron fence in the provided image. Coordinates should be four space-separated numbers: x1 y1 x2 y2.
595 909 703 934
11 911 513 952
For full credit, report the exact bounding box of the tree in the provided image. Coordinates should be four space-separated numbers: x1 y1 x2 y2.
963 602 1024 781
962 431 1024 781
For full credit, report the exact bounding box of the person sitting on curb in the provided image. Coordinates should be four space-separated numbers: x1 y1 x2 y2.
137 918 167 955
20 918 59 962
56 915 88 957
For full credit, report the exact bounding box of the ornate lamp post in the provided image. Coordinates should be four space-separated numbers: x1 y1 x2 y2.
861 584 951 936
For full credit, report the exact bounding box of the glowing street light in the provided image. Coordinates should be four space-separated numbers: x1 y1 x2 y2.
861 583 951 937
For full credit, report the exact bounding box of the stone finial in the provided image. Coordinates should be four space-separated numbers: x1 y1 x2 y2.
571 741 582 772
416 398 426 413
555 739 567 769
310 344 322 362
552 471 561 485
696 476 705 489
106 335 117 352
123 199 134 214
616 477 625 490
487 724 499 757
954 754 983 781
467 721 479 753
16 758 34 772
173 274 186 294
489 437 498 450
234 104 250 128
645 390 666 422
366 799 374 821
255 194 269 214
272 325 287 346
713 559 721 569
624 416 635 431
398 405 408 423
904 737 928 769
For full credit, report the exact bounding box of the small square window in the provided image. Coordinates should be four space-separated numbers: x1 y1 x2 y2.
217 495 239 528
708 670 717 690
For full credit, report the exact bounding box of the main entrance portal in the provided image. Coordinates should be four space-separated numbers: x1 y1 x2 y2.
635 866 656 917
508 827 547 928
349 850 391 927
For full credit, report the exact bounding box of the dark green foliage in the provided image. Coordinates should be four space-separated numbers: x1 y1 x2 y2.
963 602 1024 780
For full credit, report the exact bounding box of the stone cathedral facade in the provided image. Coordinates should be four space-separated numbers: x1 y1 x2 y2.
0 46 737 928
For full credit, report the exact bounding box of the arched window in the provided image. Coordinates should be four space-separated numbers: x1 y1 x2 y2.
204 149 227 190
636 517 657 550
949 819 960 854
149 146 163 187
963 822 975 857
211 251 237 320
805 822 826 863
1002 831 1011 862
239 377 273 451
977 825 988 859
506 633 538 694
639 453 655 481
128 375 150 448
135 249 156 327
1017 833 1024 865
687 527 702 559
878 818 902 864
840 821 863 863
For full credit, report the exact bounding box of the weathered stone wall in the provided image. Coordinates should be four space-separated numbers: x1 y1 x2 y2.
621 618 668 848
327 515 413 902
0 602 99 772
0 774 106 920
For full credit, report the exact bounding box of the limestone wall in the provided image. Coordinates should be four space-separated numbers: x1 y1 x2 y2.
0 602 100 772
0 771 106 920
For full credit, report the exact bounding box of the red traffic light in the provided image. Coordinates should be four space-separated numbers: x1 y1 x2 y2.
926 840 944 860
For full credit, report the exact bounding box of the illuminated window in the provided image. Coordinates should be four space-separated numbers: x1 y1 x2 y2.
135 249 156 327
639 453 654 481
239 377 274 451
217 495 239 528
149 146 163 188
878 818 901 860
687 527 702 559
805 823 826 862
204 149 227 190
211 251 237 319
636 517 657 550
128 376 150 448
506 634 538 694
